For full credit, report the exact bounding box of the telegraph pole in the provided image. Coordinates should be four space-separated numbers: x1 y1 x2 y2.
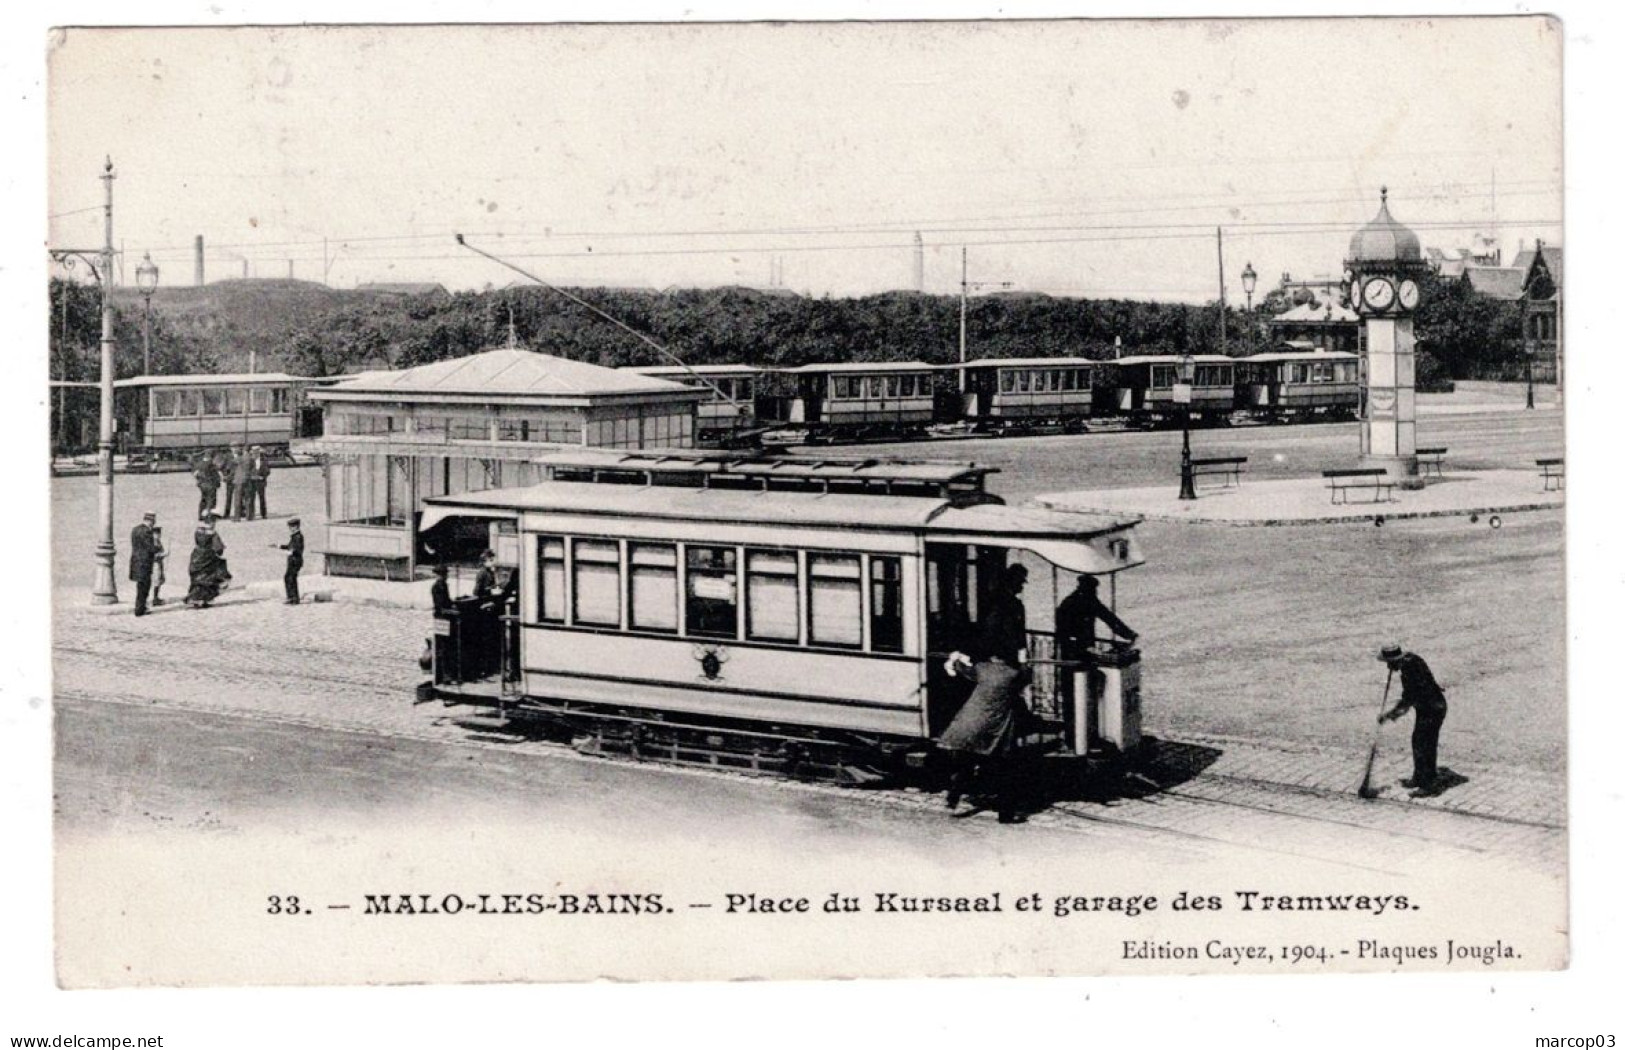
1216 227 1229 356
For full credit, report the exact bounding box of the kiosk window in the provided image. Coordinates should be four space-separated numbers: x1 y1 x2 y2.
537 537 565 622
869 556 904 653
809 554 862 648
685 546 738 638
746 550 799 642
572 541 621 627
629 544 678 632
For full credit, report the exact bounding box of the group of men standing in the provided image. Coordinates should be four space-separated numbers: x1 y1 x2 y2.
192 445 274 521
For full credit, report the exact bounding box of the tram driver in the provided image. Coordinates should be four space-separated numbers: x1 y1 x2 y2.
1055 574 1138 743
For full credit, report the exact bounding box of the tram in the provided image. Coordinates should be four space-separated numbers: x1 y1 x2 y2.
114 372 323 463
622 364 762 446
948 357 1098 434
416 449 1146 782
1237 348 1360 421
1102 354 1238 426
757 362 941 441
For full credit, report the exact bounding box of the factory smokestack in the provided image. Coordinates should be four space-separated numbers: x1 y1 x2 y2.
194 235 205 286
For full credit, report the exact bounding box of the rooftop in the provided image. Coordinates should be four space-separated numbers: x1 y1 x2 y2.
952 357 1098 369
114 372 312 388
1271 300 1358 324
310 348 704 402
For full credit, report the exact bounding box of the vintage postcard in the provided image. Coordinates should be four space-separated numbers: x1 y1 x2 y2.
43 17 1567 989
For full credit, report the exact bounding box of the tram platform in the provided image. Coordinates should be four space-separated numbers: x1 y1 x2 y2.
1035 468 1563 527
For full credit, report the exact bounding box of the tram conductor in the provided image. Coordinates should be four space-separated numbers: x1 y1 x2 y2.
1056 574 1137 660
938 563 1030 824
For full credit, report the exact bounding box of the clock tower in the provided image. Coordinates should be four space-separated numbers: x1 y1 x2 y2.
1346 187 1427 481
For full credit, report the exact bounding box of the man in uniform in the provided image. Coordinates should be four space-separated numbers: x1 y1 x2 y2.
1055 574 1138 747
220 447 241 521
128 512 158 616
1378 643 1449 793
472 549 498 601
278 518 304 605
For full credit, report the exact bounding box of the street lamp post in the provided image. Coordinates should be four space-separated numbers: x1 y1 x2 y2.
1178 352 1197 500
49 157 119 604
1241 261 1258 355
136 252 159 375
1526 342 1536 410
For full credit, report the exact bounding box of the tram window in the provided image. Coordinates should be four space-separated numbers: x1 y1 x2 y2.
536 537 565 622
999 371 1015 393
200 388 225 415
1030 371 1045 393
1312 362 1331 382
1151 366 1176 389
175 389 199 416
869 556 904 653
737 377 754 400
808 554 862 648
572 540 622 627
745 550 799 642
885 376 900 397
221 388 245 414
153 390 177 417
272 388 289 413
629 543 679 633
249 388 271 414
685 546 738 638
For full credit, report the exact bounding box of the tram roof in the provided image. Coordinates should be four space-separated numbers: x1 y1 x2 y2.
1109 354 1237 367
1243 350 1360 363
625 364 764 376
421 482 1143 572
776 361 936 373
113 372 312 388
949 357 1098 369
528 448 996 486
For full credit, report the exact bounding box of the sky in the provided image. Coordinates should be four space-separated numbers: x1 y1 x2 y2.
46 18 1563 302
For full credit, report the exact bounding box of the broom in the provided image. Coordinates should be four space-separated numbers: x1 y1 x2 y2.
1357 668 1395 799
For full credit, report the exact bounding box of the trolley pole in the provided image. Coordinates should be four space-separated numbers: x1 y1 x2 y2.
94 158 119 604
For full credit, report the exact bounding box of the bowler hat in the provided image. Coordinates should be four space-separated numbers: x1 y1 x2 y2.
1379 643 1404 662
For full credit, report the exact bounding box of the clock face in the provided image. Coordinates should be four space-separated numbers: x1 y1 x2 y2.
1363 277 1396 311
1398 279 1420 310
1349 278 1363 310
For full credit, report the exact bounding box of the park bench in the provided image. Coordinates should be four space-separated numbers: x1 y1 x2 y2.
1323 468 1395 505
1191 455 1247 489
1536 457 1564 491
1416 446 1448 478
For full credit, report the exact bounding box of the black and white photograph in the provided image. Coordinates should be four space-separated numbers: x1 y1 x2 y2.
9 5 1622 1044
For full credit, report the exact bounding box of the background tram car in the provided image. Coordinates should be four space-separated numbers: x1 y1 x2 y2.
416 450 1147 781
948 357 1098 434
757 362 940 442
1237 347 1360 421
113 372 323 465
1103 354 1237 426
622 364 762 447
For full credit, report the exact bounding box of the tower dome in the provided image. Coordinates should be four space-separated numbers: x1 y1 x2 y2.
1347 187 1422 264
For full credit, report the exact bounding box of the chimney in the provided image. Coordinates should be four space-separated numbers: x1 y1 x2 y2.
194 235 205 286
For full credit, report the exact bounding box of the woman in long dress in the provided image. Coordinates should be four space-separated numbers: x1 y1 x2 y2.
937 563 1030 823
185 524 228 607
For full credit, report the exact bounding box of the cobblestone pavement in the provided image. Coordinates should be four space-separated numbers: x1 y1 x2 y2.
53 597 1565 876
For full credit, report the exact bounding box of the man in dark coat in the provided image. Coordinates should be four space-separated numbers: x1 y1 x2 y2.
232 447 257 521
1056 574 1137 660
472 549 498 601
1378 643 1449 793
128 512 158 616
278 518 304 604
193 454 220 519
220 448 240 521
938 563 1030 823
250 446 272 519
430 563 455 614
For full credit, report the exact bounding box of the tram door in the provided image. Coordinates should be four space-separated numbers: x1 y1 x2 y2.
923 543 1008 736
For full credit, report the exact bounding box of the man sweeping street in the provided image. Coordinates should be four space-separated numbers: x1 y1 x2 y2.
1377 643 1449 795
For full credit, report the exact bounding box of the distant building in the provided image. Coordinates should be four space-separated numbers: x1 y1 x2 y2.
306 348 705 578
1518 241 1562 387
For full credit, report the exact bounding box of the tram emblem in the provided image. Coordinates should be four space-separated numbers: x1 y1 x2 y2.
693 644 731 681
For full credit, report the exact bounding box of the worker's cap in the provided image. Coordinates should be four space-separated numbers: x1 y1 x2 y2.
287 518 301 527
1378 643 1404 662
480 549 496 560
142 512 156 522
1004 564 1029 583
432 564 449 577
